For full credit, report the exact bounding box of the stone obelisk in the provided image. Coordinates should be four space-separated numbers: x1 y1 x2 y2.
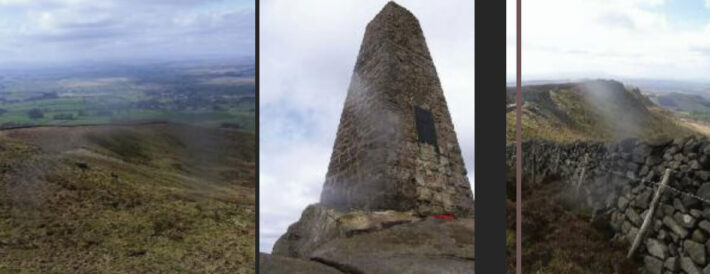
320 1 474 217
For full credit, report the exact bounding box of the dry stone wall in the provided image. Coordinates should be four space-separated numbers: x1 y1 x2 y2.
509 137 710 273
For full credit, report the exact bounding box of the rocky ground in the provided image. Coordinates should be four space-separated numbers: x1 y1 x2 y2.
260 203 475 274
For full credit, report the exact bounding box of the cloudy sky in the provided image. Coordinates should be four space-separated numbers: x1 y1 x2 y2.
259 0 475 253
507 0 710 82
0 0 254 67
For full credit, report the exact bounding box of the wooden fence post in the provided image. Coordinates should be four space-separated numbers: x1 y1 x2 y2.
627 168 672 258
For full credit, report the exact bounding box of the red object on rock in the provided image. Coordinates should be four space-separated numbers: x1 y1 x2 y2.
433 214 455 220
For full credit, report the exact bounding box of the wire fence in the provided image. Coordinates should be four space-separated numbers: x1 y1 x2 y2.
596 167 710 205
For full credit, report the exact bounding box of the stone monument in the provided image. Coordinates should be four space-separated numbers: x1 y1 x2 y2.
320 0 474 217
262 3 475 273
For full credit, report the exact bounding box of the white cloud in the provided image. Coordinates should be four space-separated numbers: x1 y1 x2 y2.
0 0 254 65
260 0 475 253
508 0 710 81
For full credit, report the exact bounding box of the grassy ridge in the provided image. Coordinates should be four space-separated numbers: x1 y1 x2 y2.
506 80 695 144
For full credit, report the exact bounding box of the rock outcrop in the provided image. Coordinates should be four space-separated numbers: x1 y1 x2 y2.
264 207 475 274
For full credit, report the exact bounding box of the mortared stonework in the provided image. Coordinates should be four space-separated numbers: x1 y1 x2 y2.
319 1 474 217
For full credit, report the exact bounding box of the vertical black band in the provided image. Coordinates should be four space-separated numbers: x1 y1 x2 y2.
475 0 508 272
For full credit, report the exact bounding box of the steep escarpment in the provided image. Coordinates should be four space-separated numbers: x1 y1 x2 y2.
511 136 710 273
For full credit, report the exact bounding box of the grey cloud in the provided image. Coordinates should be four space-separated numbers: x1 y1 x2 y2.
597 12 635 29
691 46 710 56
57 17 120 30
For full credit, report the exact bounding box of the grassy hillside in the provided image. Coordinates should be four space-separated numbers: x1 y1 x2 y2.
0 123 255 273
648 92 710 113
506 80 695 144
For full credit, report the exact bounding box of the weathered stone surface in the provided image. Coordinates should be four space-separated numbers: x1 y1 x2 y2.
337 210 420 236
272 204 342 259
661 204 675 216
618 196 629 211
674 198 688 213
634 189 652 209
319 1 474 217
690 159 702 170
685 240 707 266
675 212 697 229
260 253 343 274
698 171 710 181
698 183 710 201
647 238 668 259
310 218 475 274
646 155 663 166
644 255 664 274
663 216 689 238
693 229 708 243
682 256 703 274
627 208 643 226
665 256 679 271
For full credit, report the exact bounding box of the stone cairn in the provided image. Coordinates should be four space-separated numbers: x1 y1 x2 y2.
261 2 475 274
509 137 710 274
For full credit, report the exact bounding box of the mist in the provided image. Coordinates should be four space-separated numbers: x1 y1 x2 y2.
579 80 649 141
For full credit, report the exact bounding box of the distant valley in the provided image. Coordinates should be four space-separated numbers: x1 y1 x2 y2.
0 60 255 131
0 60 256 272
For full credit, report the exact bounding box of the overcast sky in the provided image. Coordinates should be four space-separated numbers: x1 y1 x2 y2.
0 0 254 67
507 0 710 82
259 0 475 253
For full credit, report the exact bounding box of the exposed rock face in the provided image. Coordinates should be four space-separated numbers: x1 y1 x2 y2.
310 217 475 274
272 204 421 259
319 0 474 217
259 253 343 274
272 204 342 259
264 212 475 274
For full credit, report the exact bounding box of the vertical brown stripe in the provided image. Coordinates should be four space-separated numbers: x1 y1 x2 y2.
515 0 522 273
